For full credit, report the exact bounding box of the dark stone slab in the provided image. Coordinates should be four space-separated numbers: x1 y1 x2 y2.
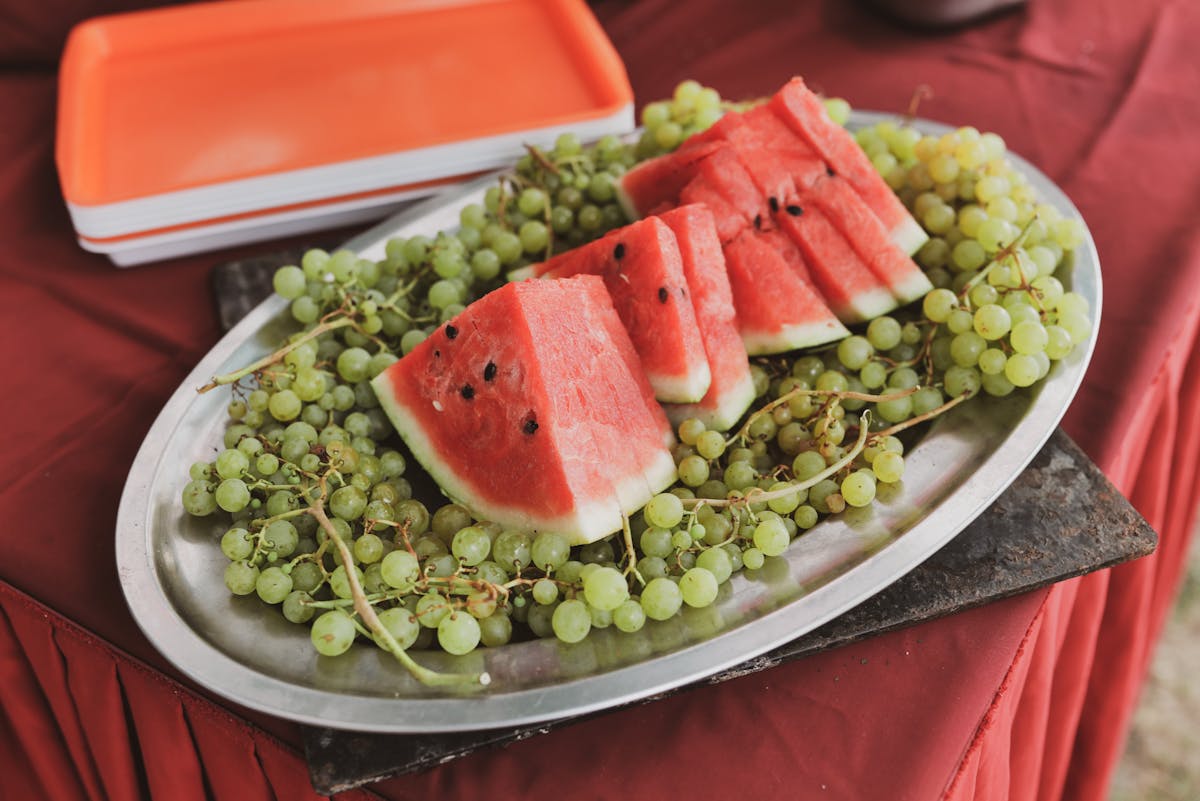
299 428 1157 795
206 250 1157 796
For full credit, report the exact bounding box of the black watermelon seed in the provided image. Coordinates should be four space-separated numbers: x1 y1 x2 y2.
826 166 836 177
753 213 763 230
523 417 539 435
614 242 626 260
434 350 441 358
785 204 804 216
658 287 669 303
445 324 459 339
483 361 497 382
769 196 780 213
461 384 475 400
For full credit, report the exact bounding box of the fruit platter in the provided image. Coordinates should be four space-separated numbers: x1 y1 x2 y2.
116 78 1099 732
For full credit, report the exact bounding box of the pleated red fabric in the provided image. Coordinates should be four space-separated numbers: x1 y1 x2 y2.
1 1 1199 800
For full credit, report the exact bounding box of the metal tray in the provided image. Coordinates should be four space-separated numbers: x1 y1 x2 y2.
115 113 1101 733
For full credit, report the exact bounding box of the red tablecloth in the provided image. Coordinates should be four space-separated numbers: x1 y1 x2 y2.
4 1 1200 799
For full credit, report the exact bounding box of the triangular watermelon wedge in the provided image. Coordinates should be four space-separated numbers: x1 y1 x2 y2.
773 201 899 323
371 276 676 545
722 229 848 355
770 77 928 256
678 145 772 236
615 139 724 219
657 204 757 431
806 175 933 304
530 217 712 404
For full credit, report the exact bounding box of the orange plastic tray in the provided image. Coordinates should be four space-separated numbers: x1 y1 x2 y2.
56 0 633 261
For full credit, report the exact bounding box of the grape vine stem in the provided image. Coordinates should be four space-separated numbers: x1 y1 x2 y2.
198 317 355 393
309 477 490 687
687 413 873 509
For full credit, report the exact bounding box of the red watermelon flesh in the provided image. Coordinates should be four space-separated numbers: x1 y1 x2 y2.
770 78 928 256
615 139 724 219
675 177 745 243
371 276 676 545
807 176 933 304
536 217 712 404
680 145 770 233
773 201 898 323
656 204 757 431
722 229 849 355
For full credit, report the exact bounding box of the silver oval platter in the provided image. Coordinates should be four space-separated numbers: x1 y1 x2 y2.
116 113 1101 732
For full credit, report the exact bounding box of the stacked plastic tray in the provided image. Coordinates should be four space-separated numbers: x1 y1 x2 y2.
56 0 634 265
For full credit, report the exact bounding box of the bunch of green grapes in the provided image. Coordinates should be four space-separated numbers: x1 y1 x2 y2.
635 79 725 158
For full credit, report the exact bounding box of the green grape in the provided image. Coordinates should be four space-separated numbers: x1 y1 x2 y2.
866 317 902 351
282 591 315 624
531 578 558 605
182 480 218 517
640 577 683 621
872 450 905 483
551 599 591 643
923 288 957 322
267 389 301 422
438 612 481 655
224 560 259 595
451 526 492 566
1010 321 1049 355
255 566 293 604
375 607 420 651
837 335 874 370
262 519 298 557
311 610 356 656
752 517 790 557
950 331 987 367
612 599 647 633
329 486 367 520
677 455 710 487
479 614 513 647
519 220 549 254
841 472 876 508
742 547 766 571
639 526 673 559
291 296 320 324
944 365 982 398
875 394 913 423
973 304 1012 340
695 546 733 584
220 527 254 561
531 532 570 571
376 549 417 591
416 592 451 628
793 504 819 529
1004 354 1041 387
679 567 719 608
214 478 250 513
583 566 628 611
946 308 974 335
643 493 684 529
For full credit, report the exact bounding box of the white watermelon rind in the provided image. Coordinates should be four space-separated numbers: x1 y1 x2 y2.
664 368 758 433
891 215 931 259
740 317 850 357
645 360 713 405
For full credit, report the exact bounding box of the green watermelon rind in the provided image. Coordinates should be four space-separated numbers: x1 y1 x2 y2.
370 371 678 545
891 216 931 261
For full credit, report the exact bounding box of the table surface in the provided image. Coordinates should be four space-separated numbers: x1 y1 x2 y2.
4 1 1200 800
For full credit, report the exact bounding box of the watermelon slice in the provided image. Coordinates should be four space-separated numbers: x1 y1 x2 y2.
770 78 928 256
615 139 724 219
656 204 757 431
773 201 898 323
806 175 933 304
371 276 676 545
722 229 848 355
531 217 712 404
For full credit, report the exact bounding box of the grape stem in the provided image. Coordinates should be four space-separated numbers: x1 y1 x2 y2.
309 478 490 688
619 514 646 586
728 386 917 446
872 392 970 440
687 414 873 509
198 317 355 393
